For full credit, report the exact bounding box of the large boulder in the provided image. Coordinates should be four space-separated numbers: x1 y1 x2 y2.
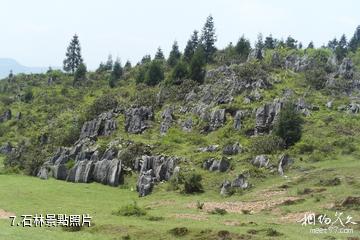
0 109 11 123
125 107 154 134
181 118 193 132
278 154 293 176
231 174 249 189
80 111 117 139
136 155 179 197
209 109 226 131
338 58 354 79
160 107 174 135
223 142 241 155
93 159 123 186
255 99 283 134
203 158 230 172
197 145 219 153
233 110 244 130
251 155 269 168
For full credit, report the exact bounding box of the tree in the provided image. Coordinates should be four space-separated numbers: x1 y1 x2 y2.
140 55 151 64
171 60 188 84
154 47 165 60
307 41 314 49
335 34 348 61
73 63 87 85
274 102 303 147
109 59 123 88
183 172 203 194
349 25 360 52
189 46 206 83
264 34 275 49
235 36 251 61
144 60 164 86
255 33 264 50
184 30 199 63
328 38 338 50
105 55 113 70
200 15 217 63
124 60 132 71
63 34 83 73
285 36 297 49
168 41 181 67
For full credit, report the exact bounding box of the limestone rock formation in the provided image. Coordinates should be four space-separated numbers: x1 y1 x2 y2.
80 111 118 139
251 155 269 168
125 107 153 134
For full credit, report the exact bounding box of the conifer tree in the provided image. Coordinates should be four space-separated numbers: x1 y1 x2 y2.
200 15 217 63
154 47 165 60
167 41 181 67
184 30 199 63
63 34 83 73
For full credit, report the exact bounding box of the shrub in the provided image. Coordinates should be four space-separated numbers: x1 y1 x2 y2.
273 102 303 147
23 88 34 103
147 216 164 221
144 60 164 86
209 208 227 215
171 61 188 84
169 227 189 237
73 63 87 85
112 201 147 217
251 135 284 154
86 93 118 120
183 172 203 194
304 68 327 90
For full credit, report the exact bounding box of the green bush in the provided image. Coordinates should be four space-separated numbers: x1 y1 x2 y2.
304 68 327 90
251 135 284 154
168 227 189 237
209 208 227 215
273 102 303 147
112 201 147 217
183 172 203 194
86 93 118 119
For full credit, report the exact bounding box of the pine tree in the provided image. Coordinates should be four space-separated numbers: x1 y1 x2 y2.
307 41 314 49
168 41 181 67
189 46 206 83
335 34 348 61
105 55 113 70
264 34 275 49
285 36 297 49
124 60 132 72
63 34 83 73
349 26 360 52
109 58 123 88
328 38 338 50
154 47 165 60
145 60 164 86
235 36 251 61
184 30 199 63
141 55 151 64
73 63 87 85
200 15 217 63
171 60 188 84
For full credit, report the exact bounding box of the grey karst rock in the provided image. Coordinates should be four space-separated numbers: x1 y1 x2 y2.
160 107 174 135
52 164 68 180
93 159 123 186
271 51 282 67
220 180 232 196
250 89 262 101
251 155 269 168
326 54 338 72
136 155 179 196
80 111 118 139
197 145 219 153
326 100 333 109
338 58 354 79
255 99 283 134
348 102 360 114
209 109 226 131
181 118 193 132
223 142 241 155
233 110 244 130
231 174 249 189
16 112 22 120
285 54 315 72
73 161 95 183
243 96 251 104
278 154 293 176
338 105 347 111
0 142 14 154
203 158 230 172
125 106 154 134
137 170 154 197
0 109 11 122
282 88 294 98
49 147 70 165
37 166 49 180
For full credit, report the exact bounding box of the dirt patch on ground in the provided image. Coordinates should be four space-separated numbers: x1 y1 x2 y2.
0 209 15 219
223 220 242 226
257 189 287 199
172 213 208 221
146 199 176 208
188 197 302 214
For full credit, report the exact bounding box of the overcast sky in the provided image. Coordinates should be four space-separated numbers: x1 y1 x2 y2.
0 0 359 69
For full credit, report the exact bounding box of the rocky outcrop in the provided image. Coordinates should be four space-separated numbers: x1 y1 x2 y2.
125 107 153 134
197 145 219 153
136 155 179 197
38 138 124 187
203 158 230 172
209 109 226 131
338 58 354 79
255 99 283 134
181 118 193 132
80 111 118 139
251 155 269 168
278 154 293 176
233 110 244 130
0 109 11 123
220 174 249 196
338 102 360 114
0 142 14 154
223 142 241 155
160 107 174 135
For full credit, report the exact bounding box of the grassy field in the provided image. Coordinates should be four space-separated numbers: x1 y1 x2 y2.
0 155 359 240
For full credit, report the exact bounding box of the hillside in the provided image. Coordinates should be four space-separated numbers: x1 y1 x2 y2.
1 22 360 239
0 58 48 79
